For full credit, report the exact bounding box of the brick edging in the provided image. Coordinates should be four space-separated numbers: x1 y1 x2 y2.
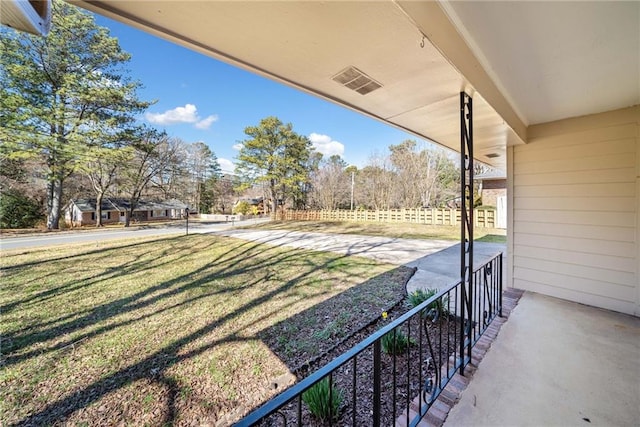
397 288 525 427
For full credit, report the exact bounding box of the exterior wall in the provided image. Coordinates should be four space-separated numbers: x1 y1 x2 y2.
480 179 506 207
482 179 507 190
510 106 639 316
82 212 93 225
80 211 120 226
481 188 505 207
65 205 80 226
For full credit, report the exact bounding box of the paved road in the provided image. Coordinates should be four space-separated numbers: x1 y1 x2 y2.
0 218 270 251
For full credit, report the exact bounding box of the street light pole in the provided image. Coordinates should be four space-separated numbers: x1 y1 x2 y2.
185 207 189 235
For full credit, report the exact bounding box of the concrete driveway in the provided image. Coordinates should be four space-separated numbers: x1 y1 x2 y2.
216 229 505 293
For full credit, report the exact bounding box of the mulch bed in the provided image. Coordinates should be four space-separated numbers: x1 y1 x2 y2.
257 303 460 426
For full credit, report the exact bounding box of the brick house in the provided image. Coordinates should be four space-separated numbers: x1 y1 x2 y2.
475 171 506 208
64 198 189 227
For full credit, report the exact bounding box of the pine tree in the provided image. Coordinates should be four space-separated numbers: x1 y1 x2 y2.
0 0 151 229
235 117 312 216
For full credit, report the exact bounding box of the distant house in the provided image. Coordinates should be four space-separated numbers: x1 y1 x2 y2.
476 171 506 208
64 198 189 227
476 171 507 229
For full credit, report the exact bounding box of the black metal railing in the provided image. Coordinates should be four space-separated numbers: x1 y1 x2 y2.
237 253 502 426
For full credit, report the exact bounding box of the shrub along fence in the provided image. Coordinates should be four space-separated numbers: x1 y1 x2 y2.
275 208 498 228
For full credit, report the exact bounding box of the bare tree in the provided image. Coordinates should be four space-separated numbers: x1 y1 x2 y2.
309 155 350 210
119 130 177 226
356 153 395 210
389 140 424 208
389 140 458 208
215 174 239 214
82 146 133 226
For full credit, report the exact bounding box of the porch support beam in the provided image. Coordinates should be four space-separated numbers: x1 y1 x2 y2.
459 91 474 375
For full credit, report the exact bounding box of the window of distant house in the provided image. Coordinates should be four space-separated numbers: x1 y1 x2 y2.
165 210 169 217
91 212 95 220
101 212 109 219
150 211 153 217
120 211 125 217
154 210 164 217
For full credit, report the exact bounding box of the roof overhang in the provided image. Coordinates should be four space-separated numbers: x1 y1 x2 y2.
70 0 532 170
69 1 639 171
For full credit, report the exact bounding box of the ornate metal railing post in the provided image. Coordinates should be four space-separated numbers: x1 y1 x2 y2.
373 339 382 427
459 92 474 374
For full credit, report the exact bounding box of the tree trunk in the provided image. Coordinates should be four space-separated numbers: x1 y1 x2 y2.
125 197 138 228
95 192 104 227
46 178 63 230
270 180 277 219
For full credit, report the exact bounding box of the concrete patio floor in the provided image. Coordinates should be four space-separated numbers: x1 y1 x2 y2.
444 291 640 427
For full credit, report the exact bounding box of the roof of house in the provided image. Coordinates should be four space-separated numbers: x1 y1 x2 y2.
475 171 507 181
234 197 264 206
70 198 188 212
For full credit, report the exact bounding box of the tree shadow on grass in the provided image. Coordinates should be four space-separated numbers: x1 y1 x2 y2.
5 233 411 426
0 235 190 312
257 265 415 375
1 236 291 365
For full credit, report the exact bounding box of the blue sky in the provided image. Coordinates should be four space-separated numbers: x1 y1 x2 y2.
93 14 427 173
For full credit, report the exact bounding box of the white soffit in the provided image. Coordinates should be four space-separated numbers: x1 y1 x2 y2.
442 1 640 126
73 1 527 169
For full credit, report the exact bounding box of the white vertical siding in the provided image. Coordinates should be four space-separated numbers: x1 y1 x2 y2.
511 106 639 315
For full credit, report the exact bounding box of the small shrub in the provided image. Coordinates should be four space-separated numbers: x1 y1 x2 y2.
408 288 448 318
302 377 343 422
381 329 411 355
233 200 252 215
0 190 43 229
408 288 437 307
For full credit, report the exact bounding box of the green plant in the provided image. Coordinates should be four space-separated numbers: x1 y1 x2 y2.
302 377 343 422
407 288 448 318
408 288 436 307
381 329 412 355
408 288 445 312
0 190 43 229
233 200 252 215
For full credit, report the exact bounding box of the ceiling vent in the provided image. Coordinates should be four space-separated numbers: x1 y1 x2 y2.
485 153 500 158
332 66 382 95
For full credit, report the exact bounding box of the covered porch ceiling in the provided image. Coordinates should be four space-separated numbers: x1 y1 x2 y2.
73 1 640 171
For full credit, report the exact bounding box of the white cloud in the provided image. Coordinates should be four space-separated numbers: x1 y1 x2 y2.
195 115 218 130
145 104 198 125
145 104 218 129
217 158 235 173
309 132 345 157
232 143 244 151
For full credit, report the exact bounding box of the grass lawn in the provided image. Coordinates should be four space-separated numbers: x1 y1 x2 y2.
0 234 412 425
241 220 507 243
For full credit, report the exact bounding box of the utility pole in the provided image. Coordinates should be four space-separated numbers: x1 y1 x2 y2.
350 171 355 210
